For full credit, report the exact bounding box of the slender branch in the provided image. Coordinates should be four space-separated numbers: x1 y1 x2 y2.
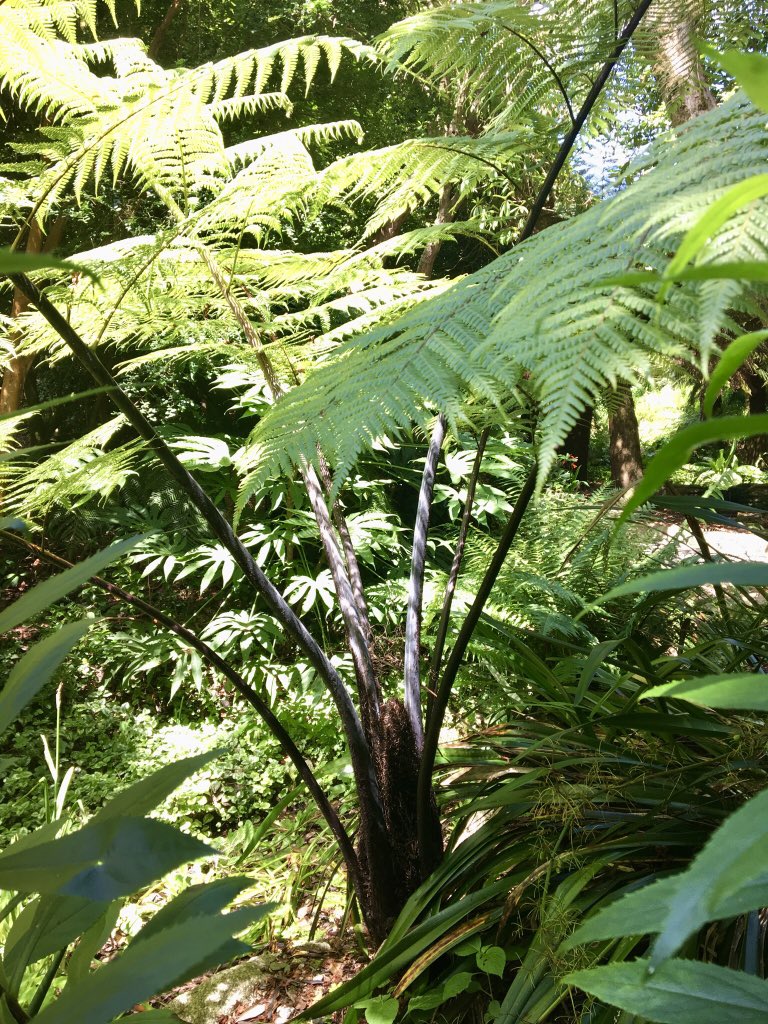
2 530 363 895
498 23 575 126
7 273 388 853
517 0 655 245
427 427 489 714
303 461 381 726
417 464 537 869
415 0 655 873
404 414 446 751
27 949 66 1017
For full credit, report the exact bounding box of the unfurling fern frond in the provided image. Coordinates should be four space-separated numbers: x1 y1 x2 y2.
237 96 768 503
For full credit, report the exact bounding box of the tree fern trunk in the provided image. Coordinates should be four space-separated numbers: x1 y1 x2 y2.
0 217 65 416
608 381 644 489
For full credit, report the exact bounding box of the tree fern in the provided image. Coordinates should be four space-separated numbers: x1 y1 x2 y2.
238 94 768 500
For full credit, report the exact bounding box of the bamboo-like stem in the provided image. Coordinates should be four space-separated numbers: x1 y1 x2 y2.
7 273 388 859
404 414 447 751
3 530 363 897
427 427 488 716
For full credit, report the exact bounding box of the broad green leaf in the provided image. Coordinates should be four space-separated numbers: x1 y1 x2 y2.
566 959 768 1024
650 787 768 967
33 906 267 1024
4 895 111 975
702 46 768 112
0 620 93 738
0 248 100 280
564 877 681 948
67 901 121 985
477 946 505 977
92 750 220 824
364 997 399 1024
0 519 25 531
132 877 253 945
660 176 768 297
0 537 141 634
600 561 768 602
0 817 213 899
618 416 768 524
703 331 768 418
443 971 474 998
643 674 768 710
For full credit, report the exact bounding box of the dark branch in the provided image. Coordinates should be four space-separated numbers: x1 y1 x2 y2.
404 414 446 751
426 426 488 715
3 530 363 895
7 272 388 856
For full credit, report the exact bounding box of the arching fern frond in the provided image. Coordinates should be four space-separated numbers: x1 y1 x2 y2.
237 95 768 504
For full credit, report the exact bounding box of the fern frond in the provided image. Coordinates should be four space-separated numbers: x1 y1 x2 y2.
239 96 768 500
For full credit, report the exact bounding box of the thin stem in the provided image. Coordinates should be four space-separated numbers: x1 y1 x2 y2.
7 273 387 856
517 0 655 245
3 530 363 896
417 464 537 870
0 981 28 1024
427 427 489 714
498 23 575 126
27 949 66 1017
404 414 447 751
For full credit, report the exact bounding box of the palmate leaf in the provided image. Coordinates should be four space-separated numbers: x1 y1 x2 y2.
239 95 768 501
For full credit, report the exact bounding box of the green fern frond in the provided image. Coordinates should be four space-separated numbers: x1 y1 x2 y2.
238 96 768 501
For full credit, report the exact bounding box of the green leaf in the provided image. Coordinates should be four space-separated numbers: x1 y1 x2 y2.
443 971 474 999
643 674 768 710
702 46 768 112
0 248 100 281
66 901 121 985
4 895 111 977
661 175 768 297
92 750 220 824
600 561 768 602
703 331 768 418
565 959 768 1024
33 906 267 1024
363 997 399 1024
476 946 506 978
605 263 768 288
0 817 213 899
650 787 768 967
132 877 253 945
0 537 142 634
564 877 681 948
618 415 768 525
0 620 93 738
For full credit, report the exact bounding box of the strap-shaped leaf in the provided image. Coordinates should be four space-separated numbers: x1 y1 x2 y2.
0 817 213 899
33 905 269 1024
600 561 768 602
643 674 768 711
0 619 93 737
619 415 768 525
0 249 99 280
703 330 768 418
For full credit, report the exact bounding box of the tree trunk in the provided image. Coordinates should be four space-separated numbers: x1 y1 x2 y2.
608 381 644 489
559 406 593 481
1 217 66 416
650 7 716 127
742 369 768 463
